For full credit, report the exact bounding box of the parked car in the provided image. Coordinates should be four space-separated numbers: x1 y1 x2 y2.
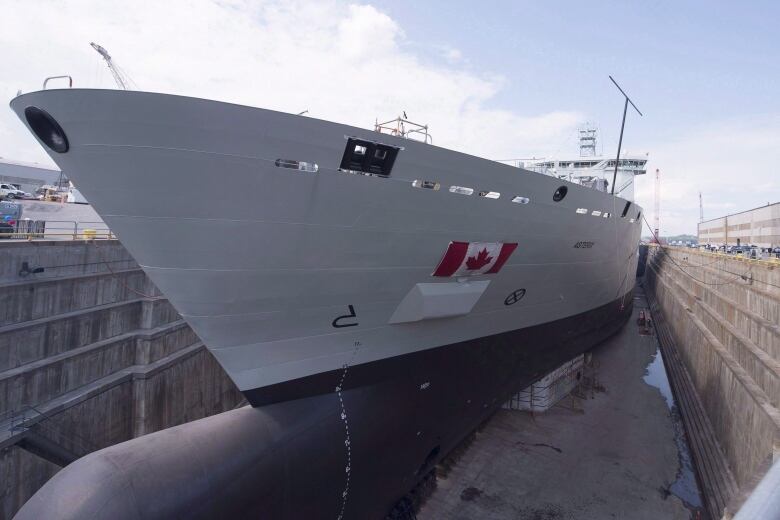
0 200 21 238
0 183 26 200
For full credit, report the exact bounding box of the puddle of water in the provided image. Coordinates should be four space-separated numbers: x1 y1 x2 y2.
643 349 705 513
644 350 674 408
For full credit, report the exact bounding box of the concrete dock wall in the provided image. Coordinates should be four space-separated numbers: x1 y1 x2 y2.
646 247 780 502
0 240 242 519
0 241 137 286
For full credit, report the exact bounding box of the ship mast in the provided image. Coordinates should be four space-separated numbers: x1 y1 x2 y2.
608 76 643 195
578 126 597 157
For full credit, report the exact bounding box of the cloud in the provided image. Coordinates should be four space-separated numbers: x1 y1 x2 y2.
3 0 774 238
337 4 402 58
636 115 780 235
0 0 582 166
436 45 463 64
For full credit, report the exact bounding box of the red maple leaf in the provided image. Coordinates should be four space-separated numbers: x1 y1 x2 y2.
465 248 493 270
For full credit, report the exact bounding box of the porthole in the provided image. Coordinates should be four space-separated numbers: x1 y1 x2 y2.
552 186 568 202
511 196 530 204
592 210 602 217
478 191 500 199
449 186 474 196
576 208 588 214
275 159 318 172
412 180 441 190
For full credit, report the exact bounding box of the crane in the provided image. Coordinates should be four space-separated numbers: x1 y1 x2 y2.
90 42 136 90
699 192 704 222
654 168 661 243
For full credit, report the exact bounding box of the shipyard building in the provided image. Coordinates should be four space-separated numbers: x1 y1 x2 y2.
0 157 63 193
698 201 780 248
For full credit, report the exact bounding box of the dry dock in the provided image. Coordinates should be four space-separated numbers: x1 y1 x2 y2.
2 237 779 519
646 246 780 517
417 286 702 520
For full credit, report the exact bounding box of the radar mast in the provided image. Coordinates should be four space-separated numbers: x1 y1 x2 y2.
578 126 597 157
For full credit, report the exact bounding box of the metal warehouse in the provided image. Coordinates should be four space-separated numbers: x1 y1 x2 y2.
698 201 780 247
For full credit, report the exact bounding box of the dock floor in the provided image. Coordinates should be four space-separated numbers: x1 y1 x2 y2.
418 289 703 520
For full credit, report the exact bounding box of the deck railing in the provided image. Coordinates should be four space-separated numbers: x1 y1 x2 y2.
2 219 114 241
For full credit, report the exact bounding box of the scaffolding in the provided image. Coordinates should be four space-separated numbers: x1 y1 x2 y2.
503 354 587 412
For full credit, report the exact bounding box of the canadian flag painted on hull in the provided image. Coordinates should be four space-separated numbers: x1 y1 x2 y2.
432 241 518 277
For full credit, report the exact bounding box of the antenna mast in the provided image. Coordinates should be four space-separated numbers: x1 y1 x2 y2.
90 42 135 90
608 76 643 195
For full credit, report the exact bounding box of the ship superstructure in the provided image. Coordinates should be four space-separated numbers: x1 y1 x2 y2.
501 126 648 199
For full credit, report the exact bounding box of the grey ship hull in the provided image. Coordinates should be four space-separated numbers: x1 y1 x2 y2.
10 89 641 518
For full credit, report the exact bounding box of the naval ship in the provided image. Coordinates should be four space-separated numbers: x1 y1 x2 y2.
11 89 643 519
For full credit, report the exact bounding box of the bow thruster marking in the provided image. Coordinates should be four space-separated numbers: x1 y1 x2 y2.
504 288 527 306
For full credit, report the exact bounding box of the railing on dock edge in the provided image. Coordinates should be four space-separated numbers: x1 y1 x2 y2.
2 219 114 241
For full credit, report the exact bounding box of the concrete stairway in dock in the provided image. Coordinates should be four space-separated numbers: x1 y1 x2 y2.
646 246 780 519
0 240 243 520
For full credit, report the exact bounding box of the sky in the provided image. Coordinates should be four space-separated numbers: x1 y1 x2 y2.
1 0 778 235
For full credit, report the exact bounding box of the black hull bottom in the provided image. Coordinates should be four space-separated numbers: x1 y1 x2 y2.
15 291 633 520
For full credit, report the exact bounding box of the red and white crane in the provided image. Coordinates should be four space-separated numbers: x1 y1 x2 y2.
653 168 661 243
